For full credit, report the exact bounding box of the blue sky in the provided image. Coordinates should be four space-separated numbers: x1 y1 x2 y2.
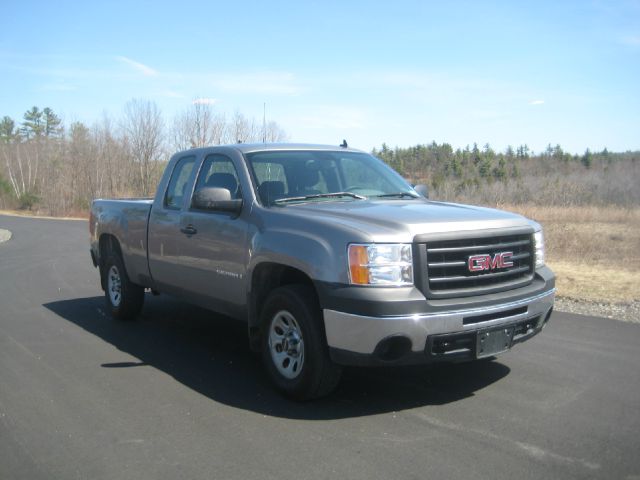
1 0 639 153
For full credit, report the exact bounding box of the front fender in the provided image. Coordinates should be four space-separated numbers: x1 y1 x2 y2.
248 226 341 283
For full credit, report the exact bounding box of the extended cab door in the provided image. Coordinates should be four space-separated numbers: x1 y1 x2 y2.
176 153 249 317
147 154 197 296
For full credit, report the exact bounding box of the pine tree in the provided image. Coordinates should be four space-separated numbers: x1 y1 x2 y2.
472 143 481 165
43 107 62 137
21 106 44 139
581 149 592 168
492 157 506 180
479 157 492 178
0 116 16 143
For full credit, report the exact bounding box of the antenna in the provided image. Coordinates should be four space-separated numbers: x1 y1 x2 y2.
262 102 266 143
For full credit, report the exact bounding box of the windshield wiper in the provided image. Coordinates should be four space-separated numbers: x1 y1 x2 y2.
375 192 419 199
274 192 367 204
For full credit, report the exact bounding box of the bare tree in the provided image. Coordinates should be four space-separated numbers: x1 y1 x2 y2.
121 99 165 196
93 113 130 198
210 111 227 145
229 110 259 144
264 120 289 143
0 101 290 215
3 142 41 202
172 101 228 151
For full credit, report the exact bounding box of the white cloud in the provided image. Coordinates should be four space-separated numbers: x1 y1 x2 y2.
529 100 545 105
115 56 158 76
192 97 217 105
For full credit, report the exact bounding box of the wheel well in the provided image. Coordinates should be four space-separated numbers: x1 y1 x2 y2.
248 263 317 351
98 234 122 290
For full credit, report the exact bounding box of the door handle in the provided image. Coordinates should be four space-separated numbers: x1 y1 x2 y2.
180 225 198 235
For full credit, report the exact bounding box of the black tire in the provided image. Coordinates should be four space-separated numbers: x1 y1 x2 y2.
261 285 342 400
102 252 144 321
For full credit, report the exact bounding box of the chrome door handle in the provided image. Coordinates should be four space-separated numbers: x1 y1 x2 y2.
180 225 197 235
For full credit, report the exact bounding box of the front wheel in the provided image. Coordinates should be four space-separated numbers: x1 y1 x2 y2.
261 285 342 400
103 252 144 320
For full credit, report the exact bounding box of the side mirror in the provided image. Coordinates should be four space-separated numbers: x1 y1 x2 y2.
414 184 429 199
192 187 243 215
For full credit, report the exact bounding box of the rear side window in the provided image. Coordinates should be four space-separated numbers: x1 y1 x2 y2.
165 156 196 209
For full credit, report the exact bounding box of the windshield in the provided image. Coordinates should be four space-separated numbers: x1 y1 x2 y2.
246 150 415 206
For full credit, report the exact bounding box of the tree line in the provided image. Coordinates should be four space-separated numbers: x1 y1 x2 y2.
373 142 640 207
1 101 638 216
0 100 287 215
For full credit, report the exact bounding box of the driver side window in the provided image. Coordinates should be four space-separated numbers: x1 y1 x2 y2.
194 154 242 200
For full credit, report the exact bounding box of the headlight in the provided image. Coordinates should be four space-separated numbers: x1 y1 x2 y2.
533 230 545 269
348 243 413 286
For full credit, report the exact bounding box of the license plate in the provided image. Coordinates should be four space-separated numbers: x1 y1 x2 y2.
477 326 515 358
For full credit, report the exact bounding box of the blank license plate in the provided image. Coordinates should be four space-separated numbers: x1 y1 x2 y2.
477 326 515 358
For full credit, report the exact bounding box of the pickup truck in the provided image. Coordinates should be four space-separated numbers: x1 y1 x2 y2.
90 143 555 399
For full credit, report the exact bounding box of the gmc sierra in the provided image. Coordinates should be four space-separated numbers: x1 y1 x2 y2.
90 143 555 399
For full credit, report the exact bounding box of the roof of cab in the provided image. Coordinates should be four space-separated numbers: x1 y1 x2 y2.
174 142 365 157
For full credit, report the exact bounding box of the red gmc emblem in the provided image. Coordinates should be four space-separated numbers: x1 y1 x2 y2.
468 251 514 272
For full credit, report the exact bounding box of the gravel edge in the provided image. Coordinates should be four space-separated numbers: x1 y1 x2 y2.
555 297 640 323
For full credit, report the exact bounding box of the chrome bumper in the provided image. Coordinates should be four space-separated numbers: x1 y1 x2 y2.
323 289 555 356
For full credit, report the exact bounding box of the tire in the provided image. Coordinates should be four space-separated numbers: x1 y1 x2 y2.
103 252 144 321
261 285 342 400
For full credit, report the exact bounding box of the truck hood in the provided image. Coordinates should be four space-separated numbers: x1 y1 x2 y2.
281 199 535 242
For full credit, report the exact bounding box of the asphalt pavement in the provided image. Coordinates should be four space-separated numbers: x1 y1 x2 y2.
1 213 639 480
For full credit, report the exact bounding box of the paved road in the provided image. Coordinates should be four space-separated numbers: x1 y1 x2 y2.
1 214 639 480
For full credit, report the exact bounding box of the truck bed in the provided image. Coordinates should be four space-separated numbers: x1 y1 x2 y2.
90 198 154 286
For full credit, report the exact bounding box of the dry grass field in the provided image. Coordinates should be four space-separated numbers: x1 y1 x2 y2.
502 205 640 303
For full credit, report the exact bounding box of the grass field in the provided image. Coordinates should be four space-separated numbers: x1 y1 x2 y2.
502 205 640 303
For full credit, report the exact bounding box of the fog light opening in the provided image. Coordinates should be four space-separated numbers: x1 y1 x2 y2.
374 336 412 362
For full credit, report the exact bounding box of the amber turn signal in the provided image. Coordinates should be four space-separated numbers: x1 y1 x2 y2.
348 244 370 285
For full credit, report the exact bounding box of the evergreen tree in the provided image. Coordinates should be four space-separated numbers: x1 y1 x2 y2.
0 116 16 143
472 142 481 165
505 145 515 160
21 106 44 139
449 157 463 177
0 173 11 195
552 144 564 161
492 157 506 180
43 107 62 137
479 157 492 178
581 149 592 168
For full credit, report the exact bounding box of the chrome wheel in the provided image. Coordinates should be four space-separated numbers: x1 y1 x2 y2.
268 310 305 380
107 265 122 307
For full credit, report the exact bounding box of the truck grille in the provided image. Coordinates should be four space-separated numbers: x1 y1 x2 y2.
422 233 534 297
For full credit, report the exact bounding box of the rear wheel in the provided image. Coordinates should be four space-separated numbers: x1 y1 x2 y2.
261 285 341 400
103 252 144 320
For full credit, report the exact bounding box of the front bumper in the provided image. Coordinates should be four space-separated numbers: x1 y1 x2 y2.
324 288 555 366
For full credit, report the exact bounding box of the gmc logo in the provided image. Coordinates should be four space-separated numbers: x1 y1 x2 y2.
468 251 514 272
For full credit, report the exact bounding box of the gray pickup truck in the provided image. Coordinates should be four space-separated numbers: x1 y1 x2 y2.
90 143 555 399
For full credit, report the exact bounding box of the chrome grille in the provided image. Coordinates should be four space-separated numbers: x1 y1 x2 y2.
423 233 534 297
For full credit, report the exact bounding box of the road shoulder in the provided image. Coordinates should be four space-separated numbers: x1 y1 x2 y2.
555 296 639 324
